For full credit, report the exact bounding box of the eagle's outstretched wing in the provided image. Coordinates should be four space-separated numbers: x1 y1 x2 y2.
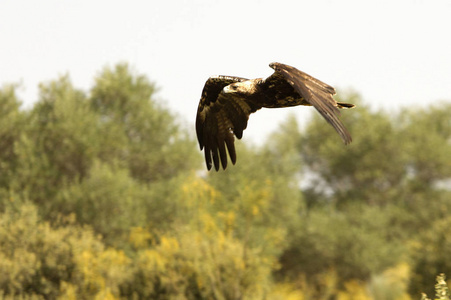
269 62 352 144
196 76 262 171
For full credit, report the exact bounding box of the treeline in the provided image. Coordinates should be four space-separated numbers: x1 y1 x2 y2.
1 63 451 299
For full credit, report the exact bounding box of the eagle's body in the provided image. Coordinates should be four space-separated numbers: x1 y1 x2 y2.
196 62 355 171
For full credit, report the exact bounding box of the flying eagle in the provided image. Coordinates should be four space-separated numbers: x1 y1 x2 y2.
195 62 355 171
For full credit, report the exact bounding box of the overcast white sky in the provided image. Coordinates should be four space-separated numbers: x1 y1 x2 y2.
1 0 450 143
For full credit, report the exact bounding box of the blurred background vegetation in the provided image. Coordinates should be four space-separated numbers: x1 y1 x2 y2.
1 63 451 299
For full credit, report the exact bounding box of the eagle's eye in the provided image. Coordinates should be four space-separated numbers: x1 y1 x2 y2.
223 84 240 94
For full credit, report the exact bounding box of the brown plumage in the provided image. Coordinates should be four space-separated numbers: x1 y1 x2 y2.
195 62 355 171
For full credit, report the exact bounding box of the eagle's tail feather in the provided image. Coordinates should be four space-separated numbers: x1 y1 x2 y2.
337 102 355 109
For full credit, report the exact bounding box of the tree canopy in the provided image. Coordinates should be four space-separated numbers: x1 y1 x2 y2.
1 64 451 299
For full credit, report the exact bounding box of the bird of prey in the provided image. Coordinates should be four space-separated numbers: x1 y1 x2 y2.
195 62 355 171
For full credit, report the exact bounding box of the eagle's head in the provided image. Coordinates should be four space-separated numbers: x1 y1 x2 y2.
222 80 258 96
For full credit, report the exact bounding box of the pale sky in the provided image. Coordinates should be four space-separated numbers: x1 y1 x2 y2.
1 0 450 143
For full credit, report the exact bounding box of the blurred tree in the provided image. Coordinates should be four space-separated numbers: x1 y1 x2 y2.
2 65 200 241
268 92 451 297
15 76 102 205
54 161 149 247
300 93 451 208
2 65 451 299
409 213 451 297
90 63 200 183
0 84 24 204
0 202 109 299
278 203 406 289
205 118 304 261
300 92 410 206
399 103 451 187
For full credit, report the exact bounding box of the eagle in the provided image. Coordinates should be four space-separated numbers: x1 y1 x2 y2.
195 62 355 171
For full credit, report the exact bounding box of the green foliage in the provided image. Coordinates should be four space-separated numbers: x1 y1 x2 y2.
300 93 451 207
273 92 451 297
90 63 200 182
367 263 411 300
301 93 410 206
126 188 276 299
23 76 101 202
400 104 451 185
0 84 24 200
409 215 451 297
0 202 105 299
1 68 451 299
54 161 149 246
279 203 406 290
0 65 292 299
205 124 303 260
